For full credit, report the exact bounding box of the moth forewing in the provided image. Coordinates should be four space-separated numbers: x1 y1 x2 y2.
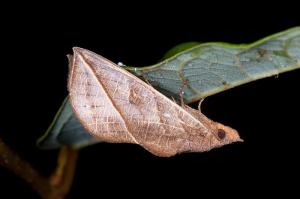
68 47 242 157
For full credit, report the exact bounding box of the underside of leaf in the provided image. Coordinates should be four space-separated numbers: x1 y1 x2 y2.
130 27 300 103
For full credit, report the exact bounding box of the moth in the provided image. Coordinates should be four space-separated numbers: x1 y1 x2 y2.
68 47 242 157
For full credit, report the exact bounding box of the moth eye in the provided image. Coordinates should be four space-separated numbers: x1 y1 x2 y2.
217 129 226 140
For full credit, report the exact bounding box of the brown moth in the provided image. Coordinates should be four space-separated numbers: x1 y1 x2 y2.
68 47 242 157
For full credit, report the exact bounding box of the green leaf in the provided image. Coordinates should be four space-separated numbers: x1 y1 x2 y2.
130 27 300 103
38 27 300 149
160 42 201 60
37 97 99 149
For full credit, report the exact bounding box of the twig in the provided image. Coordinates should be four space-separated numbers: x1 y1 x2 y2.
49 146 78 199
0 137 51 197
0 137 78 199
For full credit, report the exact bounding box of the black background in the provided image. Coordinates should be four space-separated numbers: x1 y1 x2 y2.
0 2 299 198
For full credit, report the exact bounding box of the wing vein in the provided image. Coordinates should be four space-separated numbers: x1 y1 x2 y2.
77 53 139 144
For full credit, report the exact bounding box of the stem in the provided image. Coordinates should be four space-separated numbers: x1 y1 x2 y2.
0 137 78 199
49 146 78 199
0 138 51 198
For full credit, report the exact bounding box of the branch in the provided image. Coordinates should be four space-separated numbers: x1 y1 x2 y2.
0 137 78 199
49 146 78 199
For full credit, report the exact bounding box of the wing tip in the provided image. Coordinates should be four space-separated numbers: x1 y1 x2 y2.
72 47 95 59
72 46 85 55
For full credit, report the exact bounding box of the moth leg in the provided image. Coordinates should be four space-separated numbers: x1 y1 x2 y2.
179 87 185 106
171 96 177 104
139 71 153 87
178 79 188 107
198 98 205 112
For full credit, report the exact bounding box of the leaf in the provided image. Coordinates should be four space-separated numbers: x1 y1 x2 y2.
37 97 99 149
160 42 201 60
130 27 300 103
67 47 242 157
38 27 300 149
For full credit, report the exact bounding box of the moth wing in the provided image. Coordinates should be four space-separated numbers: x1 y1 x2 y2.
68 47 210 156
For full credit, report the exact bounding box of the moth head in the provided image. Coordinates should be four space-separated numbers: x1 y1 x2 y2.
177 120 243 155
212 122 243 145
